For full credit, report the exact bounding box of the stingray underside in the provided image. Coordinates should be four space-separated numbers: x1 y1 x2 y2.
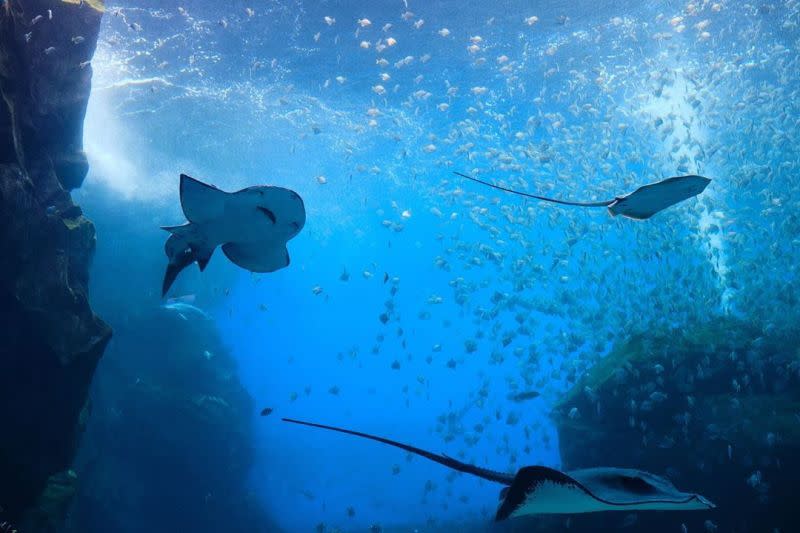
495 466 714 520
232 185 307 240
219 185 306 272
607 175 711 220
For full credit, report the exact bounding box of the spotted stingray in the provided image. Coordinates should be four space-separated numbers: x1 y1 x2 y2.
283 417 715 520
455 171 711 220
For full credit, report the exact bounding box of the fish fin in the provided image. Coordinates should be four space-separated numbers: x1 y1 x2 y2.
162 248 195 297
194 245 214 271
222 242 289 273
495 466 585 521
180 173 227 223
161 223 193 235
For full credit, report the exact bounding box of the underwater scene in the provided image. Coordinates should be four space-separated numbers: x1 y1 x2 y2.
1 0 799 532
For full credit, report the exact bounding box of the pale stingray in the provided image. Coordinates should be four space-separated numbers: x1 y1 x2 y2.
282 418 714 520
161 174 305 296
455 172 711 220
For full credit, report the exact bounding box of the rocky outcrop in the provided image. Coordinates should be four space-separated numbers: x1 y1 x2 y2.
64 307 280 533
0 0 110 528
548 319 800 533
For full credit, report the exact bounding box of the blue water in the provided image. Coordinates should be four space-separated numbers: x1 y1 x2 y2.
68 0 800 531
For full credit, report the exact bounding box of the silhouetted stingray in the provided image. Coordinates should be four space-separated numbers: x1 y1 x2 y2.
282 417 715 520
455 172 711 220
161 174 305 296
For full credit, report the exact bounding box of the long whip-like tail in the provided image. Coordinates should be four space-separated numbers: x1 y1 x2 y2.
282 417 514 485
454 172 613 207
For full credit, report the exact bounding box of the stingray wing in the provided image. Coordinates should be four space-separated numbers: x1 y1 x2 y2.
608 175 711 220
222 241 290 273
179 174 228 223
496 466 714 520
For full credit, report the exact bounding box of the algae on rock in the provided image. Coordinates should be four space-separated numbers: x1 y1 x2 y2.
551 318 800 532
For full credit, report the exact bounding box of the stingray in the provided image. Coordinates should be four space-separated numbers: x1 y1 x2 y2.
161 174 305 296
282 418 714 520
454 172 711 220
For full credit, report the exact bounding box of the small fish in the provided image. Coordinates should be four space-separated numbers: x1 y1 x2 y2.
509 390 541 402
260 407 273 417
649 391 668 402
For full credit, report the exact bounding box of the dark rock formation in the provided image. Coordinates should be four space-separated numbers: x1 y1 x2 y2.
547 319 800 533
64 307 281 533
0 0 110 529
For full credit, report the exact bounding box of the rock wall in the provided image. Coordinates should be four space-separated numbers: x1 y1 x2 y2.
0 0 110 529
63 306 281 533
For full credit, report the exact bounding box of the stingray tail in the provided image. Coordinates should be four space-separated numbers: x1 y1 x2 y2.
454 172 613 207
282 417 514 485
160 223 216 296
162 248 195 297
